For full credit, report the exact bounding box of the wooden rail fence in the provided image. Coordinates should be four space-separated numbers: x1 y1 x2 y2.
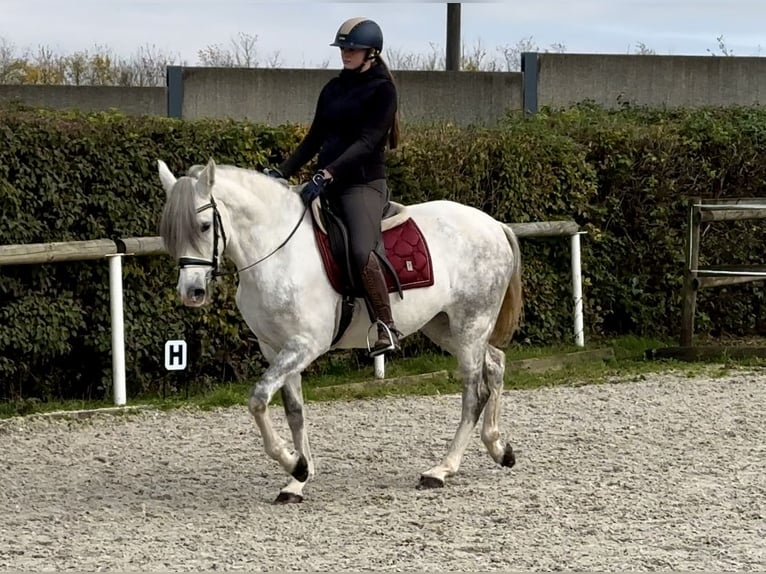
680 197 766 347
0 221 585 405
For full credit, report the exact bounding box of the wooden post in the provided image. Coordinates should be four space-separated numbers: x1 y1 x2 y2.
680 199 701 346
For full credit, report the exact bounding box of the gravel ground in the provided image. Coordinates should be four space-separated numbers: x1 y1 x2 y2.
1 369 765 571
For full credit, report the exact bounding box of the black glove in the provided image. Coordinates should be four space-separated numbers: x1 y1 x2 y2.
300 172 327 206
263 167 284 179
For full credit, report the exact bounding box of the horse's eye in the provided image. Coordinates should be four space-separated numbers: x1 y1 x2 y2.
201 222 212 232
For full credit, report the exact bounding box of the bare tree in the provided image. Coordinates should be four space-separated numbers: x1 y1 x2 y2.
263 50 283 69
632 41 657 55
497 36 539 71
549 42 567 54
387 37 565 72
197 32 279 67
423 42 444 70
116 44 181 86
387 42 443 71
197 43 236 67
86 45 118 85
707 34 734 56
462 38 496 71
64 51 84 85
26 45 68 84
385 47 418 70
233 32 259 66
0 38 26 83
6 32 752 86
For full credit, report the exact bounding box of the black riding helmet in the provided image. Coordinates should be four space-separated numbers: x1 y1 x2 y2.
330 17 383 52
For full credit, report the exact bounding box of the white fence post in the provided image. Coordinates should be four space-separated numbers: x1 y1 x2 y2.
571 232 585 347
374 354 385 379
108 253 127 406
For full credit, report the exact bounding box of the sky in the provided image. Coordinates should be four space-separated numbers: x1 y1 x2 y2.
1 0 765 69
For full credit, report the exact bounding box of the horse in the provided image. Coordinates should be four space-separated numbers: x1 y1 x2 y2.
157 158 523 503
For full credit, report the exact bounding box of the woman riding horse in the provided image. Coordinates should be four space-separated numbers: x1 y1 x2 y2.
264 17 401 357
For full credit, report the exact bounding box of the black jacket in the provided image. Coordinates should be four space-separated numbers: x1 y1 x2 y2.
278 63 397 186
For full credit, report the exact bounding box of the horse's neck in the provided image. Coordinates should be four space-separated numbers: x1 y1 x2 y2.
217 172 307 270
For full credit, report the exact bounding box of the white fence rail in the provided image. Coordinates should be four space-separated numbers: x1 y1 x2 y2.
0 222 584 405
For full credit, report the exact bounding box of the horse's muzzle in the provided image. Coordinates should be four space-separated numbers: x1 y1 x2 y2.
182 287 207 307
177 266 210 307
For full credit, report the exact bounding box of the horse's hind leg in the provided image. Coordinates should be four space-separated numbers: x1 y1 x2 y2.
275 373 315 504
419 316 492 488
480 345 516 468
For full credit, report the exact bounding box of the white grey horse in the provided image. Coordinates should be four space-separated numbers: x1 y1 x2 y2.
158 158 523 503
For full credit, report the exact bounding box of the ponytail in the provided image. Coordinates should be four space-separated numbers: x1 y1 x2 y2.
375 54 400 150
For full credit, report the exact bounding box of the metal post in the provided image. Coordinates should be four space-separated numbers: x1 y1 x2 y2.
108 254 127 405
166 65 184 118
521 52 539 115
571 232 585 347
446 3 461 71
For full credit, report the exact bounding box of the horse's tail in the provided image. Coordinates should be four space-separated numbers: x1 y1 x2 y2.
489 223 523 348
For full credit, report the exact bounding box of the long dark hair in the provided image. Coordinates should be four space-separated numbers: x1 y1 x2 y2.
375 54 400 150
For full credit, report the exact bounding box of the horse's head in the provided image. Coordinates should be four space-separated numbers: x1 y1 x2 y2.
158 158 226 307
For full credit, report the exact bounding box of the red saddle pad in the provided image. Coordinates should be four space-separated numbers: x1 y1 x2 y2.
314 217 434 295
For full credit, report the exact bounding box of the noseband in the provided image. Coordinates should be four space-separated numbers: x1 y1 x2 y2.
177 195 307 278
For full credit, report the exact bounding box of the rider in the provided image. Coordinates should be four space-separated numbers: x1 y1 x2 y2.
264 17 401 357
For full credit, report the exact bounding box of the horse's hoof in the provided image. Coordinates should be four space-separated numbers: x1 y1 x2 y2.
274 491 303 504
501 443 516 468
417 475 445 489
291 454 309 482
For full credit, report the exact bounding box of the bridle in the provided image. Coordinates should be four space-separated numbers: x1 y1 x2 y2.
177 195 307 278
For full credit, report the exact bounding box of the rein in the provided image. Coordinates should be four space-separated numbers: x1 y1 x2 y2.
178 195 308 278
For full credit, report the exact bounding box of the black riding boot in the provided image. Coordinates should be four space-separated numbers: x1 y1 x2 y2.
360 253 401 357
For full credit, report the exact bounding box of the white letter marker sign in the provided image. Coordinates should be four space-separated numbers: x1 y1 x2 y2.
164 340 188 370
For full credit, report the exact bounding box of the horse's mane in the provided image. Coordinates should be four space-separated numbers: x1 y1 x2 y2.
160 164 298 259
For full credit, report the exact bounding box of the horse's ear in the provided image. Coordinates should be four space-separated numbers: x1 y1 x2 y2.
157 160 177 196
201 158 216 187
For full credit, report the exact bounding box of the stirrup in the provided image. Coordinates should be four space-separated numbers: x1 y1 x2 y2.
366 321 398 357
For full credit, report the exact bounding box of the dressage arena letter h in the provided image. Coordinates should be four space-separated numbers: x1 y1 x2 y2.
164 340 188 371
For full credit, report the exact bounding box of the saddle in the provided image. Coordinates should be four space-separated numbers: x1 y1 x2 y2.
309 194 434 346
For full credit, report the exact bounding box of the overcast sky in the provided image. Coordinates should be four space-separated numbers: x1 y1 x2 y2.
2 1 765 68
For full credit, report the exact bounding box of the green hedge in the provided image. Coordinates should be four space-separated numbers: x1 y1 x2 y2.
535 104 766 336
2 103 766 401
0 108 303 401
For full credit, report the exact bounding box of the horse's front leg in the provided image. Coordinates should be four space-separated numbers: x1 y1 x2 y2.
248 337 321 502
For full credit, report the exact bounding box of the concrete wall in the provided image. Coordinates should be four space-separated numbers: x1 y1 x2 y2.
179 67 522 126
0 85 166 116
535 53 766 109
2 54 766 123
394 70 522 125
180 68 334 125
